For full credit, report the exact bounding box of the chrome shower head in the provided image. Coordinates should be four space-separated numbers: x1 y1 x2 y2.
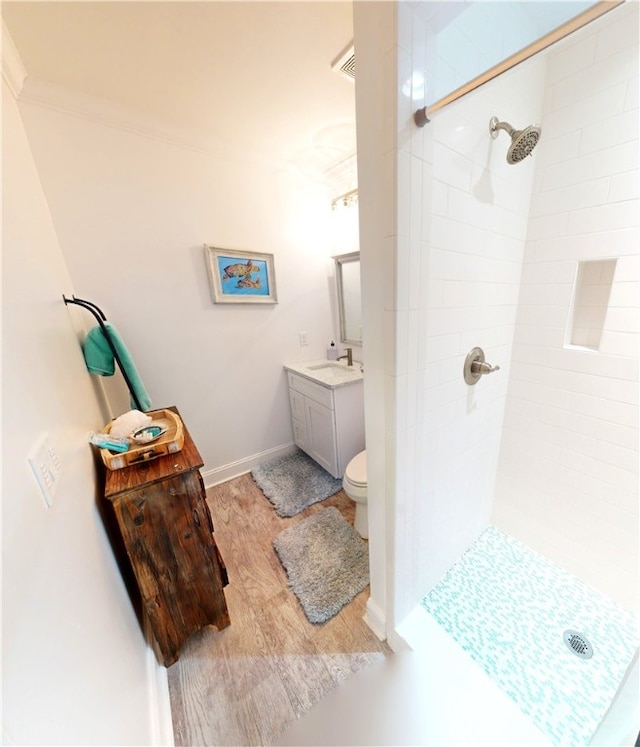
490 116 541 164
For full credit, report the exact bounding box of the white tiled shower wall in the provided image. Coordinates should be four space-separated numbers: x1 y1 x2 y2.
492 3 639 613
389 1 638 624
392 1 549 622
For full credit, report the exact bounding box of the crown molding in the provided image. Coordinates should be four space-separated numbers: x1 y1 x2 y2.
14 71 353 198
2 21 28 98
16 75 329 184
18 76 219 156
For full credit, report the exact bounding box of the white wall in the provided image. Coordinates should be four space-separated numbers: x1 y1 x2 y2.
492 3 639 613
353 0 397 638
2 76 158 745
15 89 348 485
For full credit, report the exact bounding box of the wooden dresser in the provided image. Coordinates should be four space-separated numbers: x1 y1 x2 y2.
103 408 230 666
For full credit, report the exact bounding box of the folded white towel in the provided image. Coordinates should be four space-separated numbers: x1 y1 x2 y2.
109 409 152 439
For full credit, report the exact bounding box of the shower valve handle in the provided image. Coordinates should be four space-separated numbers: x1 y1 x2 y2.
464 346 500 385
471 360 500 375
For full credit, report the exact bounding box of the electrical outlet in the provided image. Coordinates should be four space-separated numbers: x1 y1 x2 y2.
299 331 309 346
28 432 62 508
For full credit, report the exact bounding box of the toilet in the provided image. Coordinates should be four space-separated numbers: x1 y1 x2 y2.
342 450 368 538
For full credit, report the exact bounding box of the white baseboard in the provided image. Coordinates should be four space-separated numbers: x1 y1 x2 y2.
201 442 298 489
363 596 387 642
145 621 175 746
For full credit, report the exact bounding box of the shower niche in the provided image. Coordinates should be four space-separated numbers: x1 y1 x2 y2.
565 259 617 351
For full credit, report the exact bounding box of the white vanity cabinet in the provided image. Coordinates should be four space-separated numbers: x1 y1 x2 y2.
286 368 364 479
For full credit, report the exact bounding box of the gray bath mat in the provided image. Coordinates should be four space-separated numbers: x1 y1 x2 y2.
273 506 369 624
251 450 343 517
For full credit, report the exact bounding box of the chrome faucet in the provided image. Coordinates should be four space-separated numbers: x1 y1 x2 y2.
337 347 353 366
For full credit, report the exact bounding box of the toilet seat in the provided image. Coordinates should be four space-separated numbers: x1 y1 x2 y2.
344 450 367 487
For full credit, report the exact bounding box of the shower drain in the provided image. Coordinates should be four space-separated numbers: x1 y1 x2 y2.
563 629 593 659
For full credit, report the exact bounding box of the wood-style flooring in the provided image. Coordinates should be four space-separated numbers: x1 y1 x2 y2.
167 472 391 746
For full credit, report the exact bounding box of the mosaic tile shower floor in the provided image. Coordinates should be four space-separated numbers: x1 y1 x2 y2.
421 526 638 747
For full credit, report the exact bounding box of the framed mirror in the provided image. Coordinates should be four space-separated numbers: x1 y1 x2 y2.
334 252 362 346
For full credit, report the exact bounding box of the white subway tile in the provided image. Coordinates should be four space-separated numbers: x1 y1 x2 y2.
397 3 413 55
608 170 640 202
514 340 638 380
580 109 640 155
541 141 639 192
529 176 611 218
433 141 472 192
411 12 427 86
546 31 597 85
381 149 397 238
410 154 423 243
593 440 638 474
409 236 422 310
424 332 461 363
398 48 414 154
383 310 397 375
542 81 627 139
381 48 397 153
516 281 568 307
383 236 397 312
605 307 640 335
520 258 576 285
566 200 638 235
594 4 640 62
532 228 639 262
625 75 639 111
552 45 639 112
614 255 640 282
599 330 640 358
527 212 569 241
536 130 581 169
429 213 487 253
431 178 448 217
395 234 410 311
397 148 411 236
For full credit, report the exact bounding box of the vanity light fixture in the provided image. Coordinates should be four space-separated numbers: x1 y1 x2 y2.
331 188 358 210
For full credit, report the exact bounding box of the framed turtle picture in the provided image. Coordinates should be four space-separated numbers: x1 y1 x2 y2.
204 245 278 304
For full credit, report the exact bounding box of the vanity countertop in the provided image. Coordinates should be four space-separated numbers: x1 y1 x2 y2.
284 359 364 389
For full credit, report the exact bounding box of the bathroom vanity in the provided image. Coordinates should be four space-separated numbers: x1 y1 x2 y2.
101 407 230 667
284 361 364 479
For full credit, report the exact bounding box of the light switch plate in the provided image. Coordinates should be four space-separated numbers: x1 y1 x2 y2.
28 432 61 507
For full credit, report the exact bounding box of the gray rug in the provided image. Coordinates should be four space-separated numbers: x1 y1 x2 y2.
251 450 343 517
273 506 369 624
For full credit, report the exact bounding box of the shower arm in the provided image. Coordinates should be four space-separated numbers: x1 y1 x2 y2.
490 118 516 138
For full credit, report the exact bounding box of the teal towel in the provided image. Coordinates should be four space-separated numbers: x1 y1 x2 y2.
82 322 152 412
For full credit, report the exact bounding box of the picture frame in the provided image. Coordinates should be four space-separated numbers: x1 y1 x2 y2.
204 245 278 304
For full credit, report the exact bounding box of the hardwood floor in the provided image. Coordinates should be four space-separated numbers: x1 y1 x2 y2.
167 472 391 746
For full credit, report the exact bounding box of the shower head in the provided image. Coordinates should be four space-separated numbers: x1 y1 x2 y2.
490 116 541 164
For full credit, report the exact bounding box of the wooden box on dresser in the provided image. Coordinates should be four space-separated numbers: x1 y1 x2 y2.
102 407 230 667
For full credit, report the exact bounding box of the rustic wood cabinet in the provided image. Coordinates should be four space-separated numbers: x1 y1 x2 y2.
103 408 230 666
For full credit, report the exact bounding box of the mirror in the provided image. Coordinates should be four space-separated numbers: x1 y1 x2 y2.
334 252 362 346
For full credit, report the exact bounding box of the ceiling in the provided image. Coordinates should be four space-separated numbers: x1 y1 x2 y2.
2 1 357 183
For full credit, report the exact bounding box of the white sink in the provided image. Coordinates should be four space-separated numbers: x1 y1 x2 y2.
284 359 363 388
307 362 345 371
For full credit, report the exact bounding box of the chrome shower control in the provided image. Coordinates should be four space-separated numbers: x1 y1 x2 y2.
464 347 500 385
